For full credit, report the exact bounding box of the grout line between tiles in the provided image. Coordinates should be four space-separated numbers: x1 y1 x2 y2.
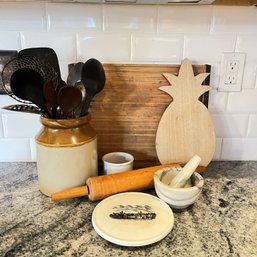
245 114 251 137
234 35 239 52
217 138 223 161
254 66 257 89
130 34 133 62
219 137 225 160
44 1 49 32
29 138 36 162
156 5 160 34
19 32 25 49
182 35 186 59
102 4 105 33
0 114 4 138
1 114 8 138
209 6 215 35
75 33 80 61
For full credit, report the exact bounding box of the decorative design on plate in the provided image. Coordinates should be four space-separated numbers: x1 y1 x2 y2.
92 192 174 246
110 204 156 220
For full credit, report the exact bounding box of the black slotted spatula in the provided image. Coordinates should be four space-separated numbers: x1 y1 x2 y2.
18 47 62 81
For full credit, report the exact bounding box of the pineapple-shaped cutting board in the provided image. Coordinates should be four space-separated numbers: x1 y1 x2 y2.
156 58 216 167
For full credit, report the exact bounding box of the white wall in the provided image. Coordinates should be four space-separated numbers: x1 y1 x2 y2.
0 2 257 161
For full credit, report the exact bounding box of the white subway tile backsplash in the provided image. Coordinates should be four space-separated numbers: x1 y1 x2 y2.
59 62 70 83
247 115 257 137
46 3 102 32
208 90 228 114
212 6 257 35
0 138 32 162
30 138 37 162
2 114 41 138
242 63 257 89
20 32 77 62
0 3 257 161
213 138 222 160
0 2 46 31
209 63 220 88
184 34 236 63
77 33 131 62
158 6 212 34
221 138 257 160
0 32 21 50
131 34 183 62
236 35 257 63
227 89 257 113
104 5 156 33
0 96 19 113
0 116 4 138
211 114 249 137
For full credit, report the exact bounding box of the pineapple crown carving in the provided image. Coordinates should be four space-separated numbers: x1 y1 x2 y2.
159 58 211 101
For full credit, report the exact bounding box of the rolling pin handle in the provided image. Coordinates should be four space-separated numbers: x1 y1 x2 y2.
51 185 89 201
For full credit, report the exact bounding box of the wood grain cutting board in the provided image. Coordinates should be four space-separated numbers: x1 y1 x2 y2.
155 59 216 167
90 62 212 168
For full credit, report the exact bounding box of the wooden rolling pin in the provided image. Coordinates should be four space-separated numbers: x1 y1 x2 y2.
52 163 190 201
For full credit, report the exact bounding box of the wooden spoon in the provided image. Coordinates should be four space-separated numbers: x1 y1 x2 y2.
57 86 82 119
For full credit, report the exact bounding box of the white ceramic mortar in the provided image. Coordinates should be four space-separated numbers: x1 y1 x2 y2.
154 167 204 209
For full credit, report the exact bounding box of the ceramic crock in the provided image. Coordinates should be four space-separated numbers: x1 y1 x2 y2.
35 115 97 196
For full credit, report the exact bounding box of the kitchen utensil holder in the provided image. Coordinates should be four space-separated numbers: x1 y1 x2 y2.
35 115 97 196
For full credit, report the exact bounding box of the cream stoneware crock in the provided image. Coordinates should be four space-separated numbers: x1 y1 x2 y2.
35 115 97 196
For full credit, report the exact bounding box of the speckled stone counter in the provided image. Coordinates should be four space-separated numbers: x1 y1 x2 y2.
0 162 257 257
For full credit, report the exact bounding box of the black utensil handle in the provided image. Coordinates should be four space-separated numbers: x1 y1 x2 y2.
80 94 93 116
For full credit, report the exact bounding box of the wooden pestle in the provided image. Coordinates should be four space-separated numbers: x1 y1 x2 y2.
51 164 182 201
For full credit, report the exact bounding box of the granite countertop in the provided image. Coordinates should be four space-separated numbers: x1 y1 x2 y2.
0 162 257 257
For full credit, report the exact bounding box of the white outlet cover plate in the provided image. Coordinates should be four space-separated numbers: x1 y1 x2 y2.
218 52 246 92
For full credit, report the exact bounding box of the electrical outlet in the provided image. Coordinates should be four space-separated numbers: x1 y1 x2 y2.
225 60 239 85
219 52 246 92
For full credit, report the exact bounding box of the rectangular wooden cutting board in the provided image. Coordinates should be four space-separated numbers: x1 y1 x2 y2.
90 63 211 168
